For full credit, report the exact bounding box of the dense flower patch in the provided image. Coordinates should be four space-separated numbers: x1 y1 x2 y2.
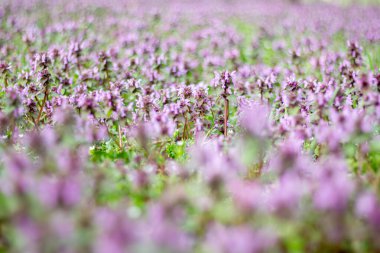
0 0 380 252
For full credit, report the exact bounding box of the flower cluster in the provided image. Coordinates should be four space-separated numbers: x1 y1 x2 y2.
0 0 380 252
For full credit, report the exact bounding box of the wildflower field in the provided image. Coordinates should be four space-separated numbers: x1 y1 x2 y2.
0 0 380 252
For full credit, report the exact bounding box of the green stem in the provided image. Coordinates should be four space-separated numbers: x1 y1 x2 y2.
35 86 49 127
118 124 123 151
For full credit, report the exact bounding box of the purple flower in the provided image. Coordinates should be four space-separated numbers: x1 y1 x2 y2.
313 158 354 212
142 204 193 252
205 224 275 253
356 192 380 229
228 179 264 212
0 61 11 75
238 99 271 137
267 174 308 215
213 70 235 98
190 139 243 187
94 209 136 253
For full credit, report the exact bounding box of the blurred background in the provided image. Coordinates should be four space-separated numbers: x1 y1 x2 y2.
300 0 380 4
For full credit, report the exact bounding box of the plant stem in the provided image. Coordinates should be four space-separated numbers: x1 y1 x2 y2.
224 98 229 137
27 114 38 128
105 71 109 88
35 95 42 107
35 87 49 127
77 60 81 74
183 115 188 140
118 124 123 151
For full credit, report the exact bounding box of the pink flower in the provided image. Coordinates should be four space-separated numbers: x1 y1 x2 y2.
205 224 276 253
356 192 380 229
239 99 271 137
